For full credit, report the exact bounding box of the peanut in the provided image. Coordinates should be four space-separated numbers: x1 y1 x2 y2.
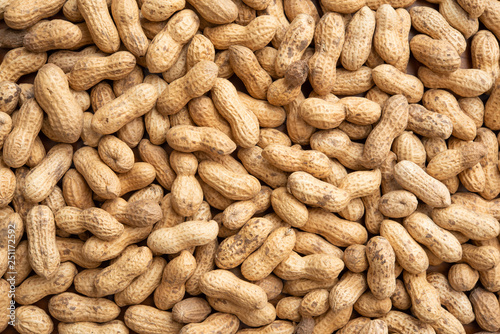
148 220 219 254
125 304 183 334
4 0 66 29
15 306 54 334
366 236 396 299
69 53 135 92
49 292 120 323
55 206 123 240
302 208 368 247
241 227 296 281
274 251 344 281
308 12 345 95
211 78 261 148
26 205 60 280
15 262 77 305
83 225 152 262
410 6 466 54
432 204 500 240
470 287 500 331
380 219 429 274
200 269 268 309
154 250 196 309
179 312 239 334
418 67 493 97
78 0 120 53
91 83 157 135
427 272 475 324
341 6 376 71
222 187 272 229
157 61 218 116
230 45 272 99
198 160 261 200
372 65 424 103
172 297 212 324
404 212 462 263
204 15 278 50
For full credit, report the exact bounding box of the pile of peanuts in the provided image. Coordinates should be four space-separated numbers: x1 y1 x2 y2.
2 0 500 333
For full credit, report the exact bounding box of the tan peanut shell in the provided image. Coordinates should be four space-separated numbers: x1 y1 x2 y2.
287 171 351 212
125 304 182 334
23 144 73 203
0 47 47 83
26 205 60 280
403 271 442 323
68 51 137 91
204 15 278 50
238 146 288 188
82 225 152 262
263 144 330 178
154 250 196 310
112 0 149 57
299 98 346 129
275 296 301 322
15 305 53 334
374 5 404 64
418 66 493 98
172 297 211 324
271 187 308 227
208 297 276 327
410 34 460 73
200 269 268 309
157 60 218 116
274 251 344 281
394 160 451 208
73 147 121 199
469 287 500 331
448 263 479 292
407 104 453 139
34 64 83 143
148 220 218 254
308 12 345 95
366 236 396 299
238 93 286 128
410 6 466 54
4 0 65 30
363 94 409 168
267 60 309 106
77 0 120 53
329 271 367 312
302 208 368 247
344 244 368 273
378 190 418 218
372 65 424 103
229 45 272 100
275 14 315 77
341 6 376 71
427 272 476 324
48 292 120 323
198 160 261 200
23 19 82 52
179 312 239 334
92 83 157 135
404 212 462 263
188 0 238 24
15 262 77 307
380 219 429 274
241 227 296 281
211 78 260 148
221 186 271 229
432 204 500 240
426 142 487 180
